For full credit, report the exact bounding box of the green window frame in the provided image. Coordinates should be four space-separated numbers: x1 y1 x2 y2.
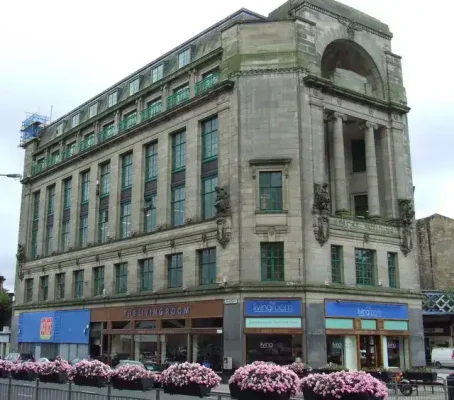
93 266 105 296
115 263 128 294
31 227 38 259
144 194 157 233
100 162 110 196
259 172 283 211
121 153 133 189
107 92 117 108
80 171 90 203
199 248 216 285
145 143 158 181
140 258 153 291
39 276 49 301
32 191 40 220
331 245 344 284
98 210 108 243
152 64 163 83
171 186 185 227
79 215 88 247
120 202 132 238
61 220 70 251
63 178 72 210
202 176 218 220
202 116 218 161
55 273 65 300
168 253 183 288
172 131 186 171
355 248 376 286
73 270 84 298
24 278 33 303
261 242 284 281
388 252 399 288
129 78 139 96
178 48 191 69
47 185 55 215
50 151 60 166
45 225 53 255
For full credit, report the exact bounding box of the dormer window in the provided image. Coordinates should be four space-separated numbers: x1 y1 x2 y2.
152 64 164 84
72 114 80 127
129 78 140 96
56 123 64 137
178 48 191 69
88 103 98 118
107 92 118 108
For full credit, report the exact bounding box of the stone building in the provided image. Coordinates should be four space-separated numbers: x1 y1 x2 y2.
12 0 423 369
417 214 454 358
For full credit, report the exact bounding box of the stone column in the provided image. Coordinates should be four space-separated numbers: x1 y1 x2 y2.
189 70 196 97
311 104 326 185
108 155 120 239
380 127 398 221
363 122 380 220
332 112 348 215
87 164 99 245
135 97 143 124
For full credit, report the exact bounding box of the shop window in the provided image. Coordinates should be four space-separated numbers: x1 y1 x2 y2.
354 194 368 219
261 242 284 281
259 172 283 211
41 343 58 360
246 334 302 365
137 335 159 364
194 334 223 371
331 245 343 284
387 336 404 368
112 321 132 329
388 252 399 288
352 139 366 172
165 334 188 363
327 336 344 366
162 319 186 329
192 318 223 328
355 248 375 286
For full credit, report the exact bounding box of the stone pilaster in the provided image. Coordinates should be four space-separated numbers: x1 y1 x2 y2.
87 164 98 245
332 112 349 215
69 172 80 248
380 127 398 221
363 122 380 220
108 155 120 239
131 142 144 234
311 104 326 185
156 133 170 228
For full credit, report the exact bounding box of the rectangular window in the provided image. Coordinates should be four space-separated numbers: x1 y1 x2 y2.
88 103 98 118
354 194 368 219
24 278 33 303
261 242 284 281
144 194 157 233
50 150 60 166
39 276 49 301
352 139 366 173
72 114 79 127
140 259 153 291
199 248 216 285
100 162 110 196
45 226 53 255
93 266 105 296
152 64 163 83
202 176 218 219
145 143 158 180
107 92 118 108
355 248 375 286
171 186 185 227
98 210 108 243
47 185 55 215
172 131 186 171
178 48 191 69
121 153 133 189
31 228 38 258
168 253 183 288
259 172 283 211
120 202 132 238
202 116 218 160
66 141 77 158
32 191 40 220
331 245 343 284
31 191 40 258
79 215 88 247
388 252 399 288
73 270 84 298
80 171 90 203
63 178 72 209
115 263 128 294
61 220 70 251
129 78 140 96
55 273 65 300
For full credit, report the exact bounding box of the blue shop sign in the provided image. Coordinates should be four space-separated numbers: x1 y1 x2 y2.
325 301 408 320
18 309 90 344
245 299 302 317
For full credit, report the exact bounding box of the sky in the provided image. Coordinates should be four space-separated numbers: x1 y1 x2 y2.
0 0 453 290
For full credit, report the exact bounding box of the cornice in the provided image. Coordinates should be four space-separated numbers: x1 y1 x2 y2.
303 74 410 114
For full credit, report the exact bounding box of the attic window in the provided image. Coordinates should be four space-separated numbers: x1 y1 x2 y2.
178 48 191 69
72 114 80 127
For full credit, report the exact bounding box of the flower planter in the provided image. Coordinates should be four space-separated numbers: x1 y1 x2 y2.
163 383 212 398
12 371 37 381
403 371 437 383
111 377 154 391
229 382 241 399
0 369 9 379
73 375 108 388
39 372 68 384
236 390 290 400
302 387 326 400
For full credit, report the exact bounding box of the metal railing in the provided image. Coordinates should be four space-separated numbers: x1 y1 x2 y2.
140 102 162 122
167 87 190 109
118 114 137 133
423 290 454 314
195 72 220 95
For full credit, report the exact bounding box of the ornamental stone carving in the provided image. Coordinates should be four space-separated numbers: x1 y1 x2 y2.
214 186 230 217
398 199 415 227
16 244 26 281
216 217 231 248
313 183 331 214
401 227 413 257
314 215 330 246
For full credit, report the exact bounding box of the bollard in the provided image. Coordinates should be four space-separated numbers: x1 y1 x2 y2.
7 375 12 400
35 378 40 400
107 383 112 400
447 375 454 400
155 388 161 400
68 380 72 400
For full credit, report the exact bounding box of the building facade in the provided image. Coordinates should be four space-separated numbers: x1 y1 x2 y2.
13 0 423 370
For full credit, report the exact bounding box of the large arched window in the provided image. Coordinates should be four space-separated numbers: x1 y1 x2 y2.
321 40 384 99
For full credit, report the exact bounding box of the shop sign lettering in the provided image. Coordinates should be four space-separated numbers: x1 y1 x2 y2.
260 342 273 349
357 307 382 318
245 300 302 316
40 317 53 340
124 306 190 319
325 301 408 320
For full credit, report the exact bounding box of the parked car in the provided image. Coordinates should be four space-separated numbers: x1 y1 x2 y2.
70 357 86 365
431 347 454 368
37 358 50 364
5 353 35 362
114 360 145 369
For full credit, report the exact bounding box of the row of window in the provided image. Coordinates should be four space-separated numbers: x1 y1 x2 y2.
24 247 216 303
60 48 192 134
331 246 399 288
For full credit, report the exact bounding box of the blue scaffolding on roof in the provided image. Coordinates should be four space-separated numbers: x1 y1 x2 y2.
20 113 49 146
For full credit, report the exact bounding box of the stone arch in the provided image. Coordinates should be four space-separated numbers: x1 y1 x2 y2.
321 40 385 99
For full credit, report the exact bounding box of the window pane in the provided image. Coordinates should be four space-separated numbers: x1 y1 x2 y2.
48 186 55 215
354 195 368 218
98 210 108 243
100 163 110 196
63 179 72 209
93 267 105 296
152 65 163 83
45 226 53 255
145 143 158 180
120 202 131 238
79 215 88 247
144 195 157 233
261 243 284 281
141 259 153 291
355 248 375 286
74 270 84 298
116 263 128 294
172 132 186 170
202 116 218 160
168 254 183 288
352 140 366 172
202 176 218 219
200 248 216 285
81 171 90 203
178 49 191 69
121 153 133 188
331 246 343 284
388 253 398 288
172 186 185 227
259 172 283 211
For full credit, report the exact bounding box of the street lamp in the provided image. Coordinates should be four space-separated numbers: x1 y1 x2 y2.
0 174 22 180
